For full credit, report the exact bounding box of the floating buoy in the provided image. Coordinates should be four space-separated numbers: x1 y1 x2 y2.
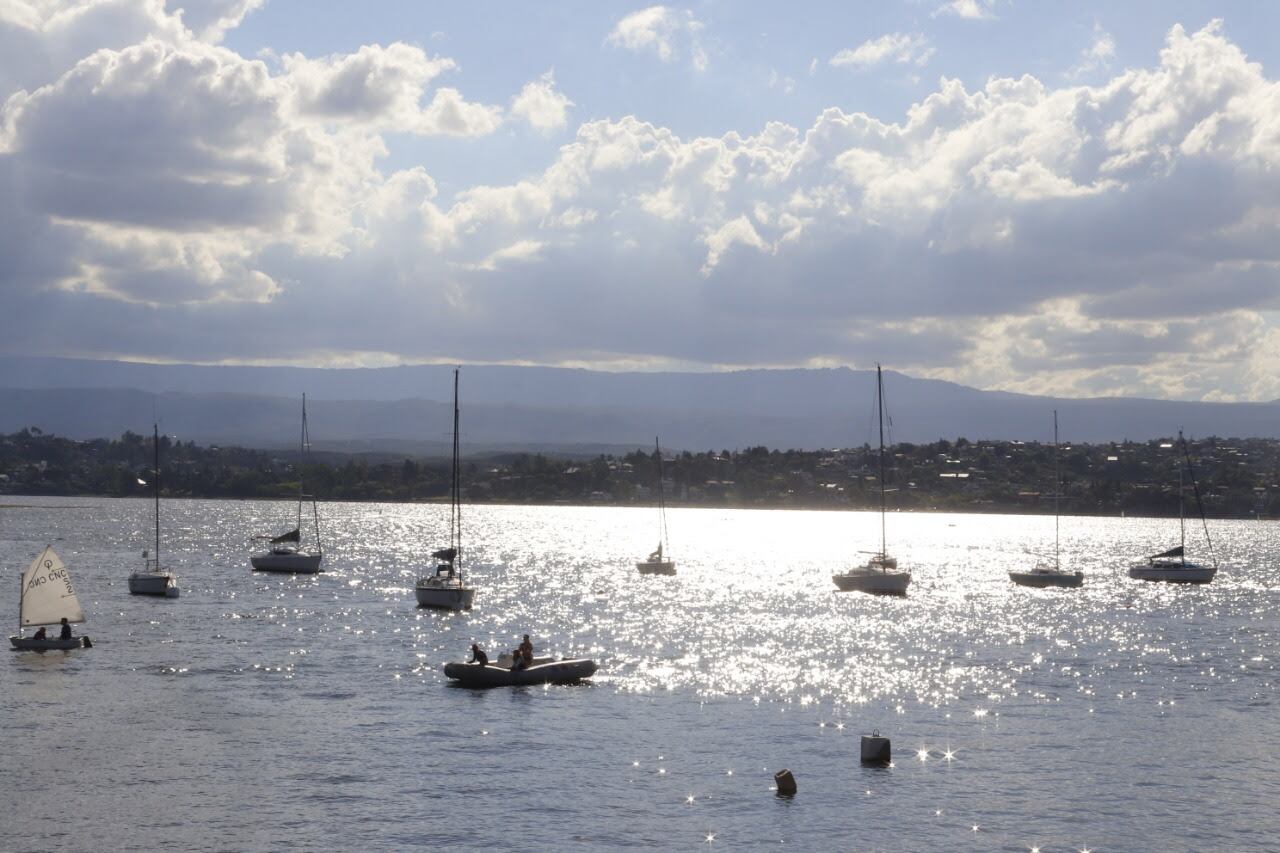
774 768 797 797
81 636 93 648
861 731 890 766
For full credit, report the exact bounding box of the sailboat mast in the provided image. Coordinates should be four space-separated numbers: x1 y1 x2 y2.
1181 431 1218 570
876 364 887 560
655 437 668 557
1178 430 1186 565
297 394 307 531
1053 410 1060 571
153 423 161 568
452 368 461 584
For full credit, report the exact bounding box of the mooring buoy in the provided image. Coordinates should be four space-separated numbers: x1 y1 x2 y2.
774 768 797 796
861 730 890 766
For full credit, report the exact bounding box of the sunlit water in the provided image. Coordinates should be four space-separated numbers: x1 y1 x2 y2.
3 497 1279 851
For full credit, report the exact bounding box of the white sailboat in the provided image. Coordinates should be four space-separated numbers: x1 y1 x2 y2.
833 364 912 596
11 546 89 650
415 368 475 610
251 394 324 574
1129 430 1218 584
1010 410 1084 588
128 423 179 597
636 436 676 575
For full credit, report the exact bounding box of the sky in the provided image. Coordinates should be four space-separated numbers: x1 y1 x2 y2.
3 1 1280 402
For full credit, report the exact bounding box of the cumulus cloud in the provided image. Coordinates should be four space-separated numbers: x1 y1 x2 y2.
3 18 1280 401
607 5 708 71
1067 22 1116 79
283 43 501 135
510 70 573 132
831 33 934 69
170 0 264 42
933 0 997 20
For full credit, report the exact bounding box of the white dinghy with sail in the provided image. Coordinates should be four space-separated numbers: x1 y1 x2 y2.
251 394 324 573
11 546 89 650
636 436 676 575
415 368 475 611
1010 410 1084 589
833 364 911 596
128 423 179 597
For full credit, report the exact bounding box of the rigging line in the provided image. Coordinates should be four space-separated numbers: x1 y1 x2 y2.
1181 432 1217 569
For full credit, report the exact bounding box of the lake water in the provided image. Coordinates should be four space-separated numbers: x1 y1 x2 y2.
2 497 1279 851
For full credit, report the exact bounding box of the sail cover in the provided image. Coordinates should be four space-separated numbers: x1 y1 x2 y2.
1152 545 1184 559
432 547 457 562
20 546 85 626
270 528 301 544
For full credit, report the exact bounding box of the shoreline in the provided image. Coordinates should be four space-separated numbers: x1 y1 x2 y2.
0 492 1269 523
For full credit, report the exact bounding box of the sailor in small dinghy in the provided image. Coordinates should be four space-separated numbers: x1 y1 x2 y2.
518 635 534 666
467 643 488 666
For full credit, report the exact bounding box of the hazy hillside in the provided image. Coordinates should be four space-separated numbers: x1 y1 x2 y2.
0 357 1277 451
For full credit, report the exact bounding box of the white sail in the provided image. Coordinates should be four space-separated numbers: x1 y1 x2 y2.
20 546 85 626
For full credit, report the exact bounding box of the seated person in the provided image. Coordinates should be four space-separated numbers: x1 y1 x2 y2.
33 626 47 640
518 634 534 666
60 617 72 640
510 648 528 671
467 643 488 666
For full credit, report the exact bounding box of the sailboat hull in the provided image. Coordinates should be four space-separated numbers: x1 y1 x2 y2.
251 552 323 573
636 560 676 575
1009 569 1084 588
1129 562 1216 583
10 636 85 651
415 582 475 610
128 571 179 597
832 570 911 596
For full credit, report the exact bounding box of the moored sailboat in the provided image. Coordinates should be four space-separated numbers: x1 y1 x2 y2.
1010 410 1083 589
128 423 179 597
1129 430 1218 584
636 436 676 575
415 368 475 610
251 394 324 573
833 364 911 596
11 546 90 650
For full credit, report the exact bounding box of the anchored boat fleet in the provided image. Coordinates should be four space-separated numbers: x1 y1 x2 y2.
8 365 1228 685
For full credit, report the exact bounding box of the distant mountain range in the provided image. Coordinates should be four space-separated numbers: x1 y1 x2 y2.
0 356 1277 454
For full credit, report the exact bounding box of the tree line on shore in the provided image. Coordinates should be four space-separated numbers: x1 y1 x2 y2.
2 427 1278 518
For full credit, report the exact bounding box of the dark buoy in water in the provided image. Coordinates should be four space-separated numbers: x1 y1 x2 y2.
81 636 92 648
774 768 797 797
861 730 890 766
